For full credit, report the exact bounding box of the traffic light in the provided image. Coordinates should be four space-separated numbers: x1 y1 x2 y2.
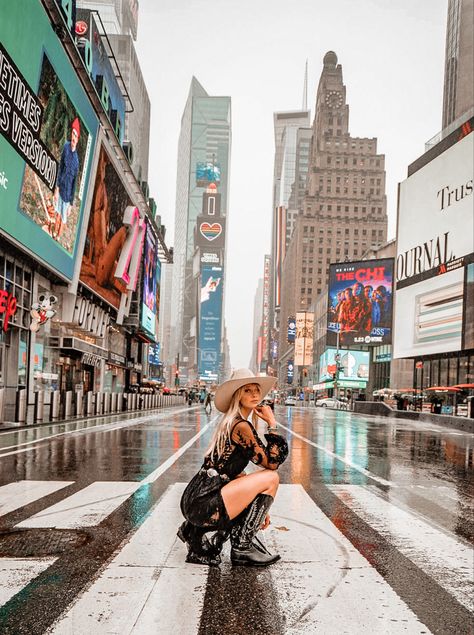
303 368 308 377
174 370 179 387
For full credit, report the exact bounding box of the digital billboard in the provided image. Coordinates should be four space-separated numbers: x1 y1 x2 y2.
327 259 394 347
0 0 98 280
140 223 160 340
198 265 224 382
295 312 314 366
287 360 294 384
80 143 145 313
394 131 473 358
196 162 221 187
287 317 296 342
195 216 226 250
319 348 369 384
463 263 474 350
75 9 126 143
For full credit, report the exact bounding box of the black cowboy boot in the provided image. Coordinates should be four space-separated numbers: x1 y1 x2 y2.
230 494 280 566
177 521 221 566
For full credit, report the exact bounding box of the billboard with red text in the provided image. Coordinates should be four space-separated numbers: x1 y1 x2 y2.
327 259 394 346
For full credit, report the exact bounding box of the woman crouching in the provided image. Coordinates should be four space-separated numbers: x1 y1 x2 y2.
178 369 288 567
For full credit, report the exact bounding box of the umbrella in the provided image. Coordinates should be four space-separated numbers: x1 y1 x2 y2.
425 386 461 392
453 384 474 389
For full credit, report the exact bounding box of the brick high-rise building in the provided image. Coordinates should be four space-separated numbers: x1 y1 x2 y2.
278 51 388 384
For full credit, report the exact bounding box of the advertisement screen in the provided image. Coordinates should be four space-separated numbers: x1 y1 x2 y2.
0 0 98 280
198 265 224 381
287 360 294 384
394 132 473 358
287 317 296 342
319 348 369 383
75 9 126 143
141 224 159 339
195 215 226 250
327 259 394 347
463 263 474 350
196 162 221 187
80 143 144 310
295 312 314 366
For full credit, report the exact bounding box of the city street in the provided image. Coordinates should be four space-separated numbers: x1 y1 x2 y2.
0 405 472 634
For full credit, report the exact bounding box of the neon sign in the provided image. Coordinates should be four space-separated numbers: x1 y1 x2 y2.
0 290 17 331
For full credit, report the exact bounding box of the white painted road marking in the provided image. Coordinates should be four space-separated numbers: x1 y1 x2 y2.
328 484 474 613
49 485 434 634
277 422 395 487
16 482 143 529
0 481 73 519
0 558 56 607
48 484 207 635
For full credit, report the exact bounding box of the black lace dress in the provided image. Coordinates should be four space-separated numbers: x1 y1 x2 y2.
180 417 289 530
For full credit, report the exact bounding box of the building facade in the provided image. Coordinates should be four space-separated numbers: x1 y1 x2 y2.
278 51 388 387
170 78 231 384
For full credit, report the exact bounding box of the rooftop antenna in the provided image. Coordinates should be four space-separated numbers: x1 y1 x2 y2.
302 59 308 111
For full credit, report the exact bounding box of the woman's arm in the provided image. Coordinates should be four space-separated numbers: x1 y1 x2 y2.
231 420 288 470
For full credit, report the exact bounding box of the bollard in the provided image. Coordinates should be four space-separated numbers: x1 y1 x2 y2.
15 389 27 423
105 393 111 414
51 390 60 420
0 388 4 422
65 391 73 419
87 391 94 416
34 390 44 422
95 392 103 416
75 389 84 417
111 392 117 413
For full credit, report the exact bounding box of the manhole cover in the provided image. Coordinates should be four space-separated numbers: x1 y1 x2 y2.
0 529 91 557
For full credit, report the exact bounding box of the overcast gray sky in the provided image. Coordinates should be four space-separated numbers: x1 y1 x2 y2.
135 0 447 370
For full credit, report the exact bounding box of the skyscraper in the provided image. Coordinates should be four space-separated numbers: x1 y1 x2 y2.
171 78 231 384
442 0 474 129
278 51 388 383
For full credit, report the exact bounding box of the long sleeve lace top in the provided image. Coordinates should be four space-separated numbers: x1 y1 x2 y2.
203 417 289 478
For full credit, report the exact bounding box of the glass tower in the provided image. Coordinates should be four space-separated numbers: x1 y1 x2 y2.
171 78 231 380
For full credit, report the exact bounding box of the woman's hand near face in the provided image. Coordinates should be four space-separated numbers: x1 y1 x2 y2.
254 404 276 426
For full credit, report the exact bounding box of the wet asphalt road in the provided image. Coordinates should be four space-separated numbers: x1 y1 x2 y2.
0 404 472 634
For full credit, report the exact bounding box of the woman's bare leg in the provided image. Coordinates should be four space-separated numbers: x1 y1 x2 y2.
220 470 279 520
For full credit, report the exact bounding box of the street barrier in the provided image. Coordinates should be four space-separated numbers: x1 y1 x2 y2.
104 393 111 414
65 391 73 418
15 389 27 423
95 392 103 416
34 390 44 422
111 393 118 413
75 389 84 417
87 391 94 416
50 390 60 420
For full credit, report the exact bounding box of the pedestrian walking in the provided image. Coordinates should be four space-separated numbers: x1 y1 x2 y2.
178 369 288 567
204 391 212 414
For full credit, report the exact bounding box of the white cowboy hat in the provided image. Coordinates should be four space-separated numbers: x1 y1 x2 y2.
214 368 276 413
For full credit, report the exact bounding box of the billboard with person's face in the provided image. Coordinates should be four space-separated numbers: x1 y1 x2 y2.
198 265 224 382
327 259 394 347
0 0 98 280
80 143 146 314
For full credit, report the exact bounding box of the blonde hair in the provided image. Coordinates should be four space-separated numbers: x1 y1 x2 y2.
206 384 260 460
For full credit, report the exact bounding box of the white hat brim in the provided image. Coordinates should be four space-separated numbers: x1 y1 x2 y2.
214 375 276 413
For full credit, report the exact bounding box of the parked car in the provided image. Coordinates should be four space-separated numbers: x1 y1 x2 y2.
315 397 343 409
284 396 297 406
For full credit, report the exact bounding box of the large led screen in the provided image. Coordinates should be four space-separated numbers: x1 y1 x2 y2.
319 348 369 383
0 0 98 280
80 143 145 310
141 224 160 339
393 131 473 358
327 259 394 347
198 265 224 382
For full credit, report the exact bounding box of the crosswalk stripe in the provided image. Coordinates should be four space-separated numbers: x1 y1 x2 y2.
49 483 207 635
0 481 74 518
268 485 433 634
16 481 142 529
328 484 473 613
0 558 56 607
48 484 439 634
